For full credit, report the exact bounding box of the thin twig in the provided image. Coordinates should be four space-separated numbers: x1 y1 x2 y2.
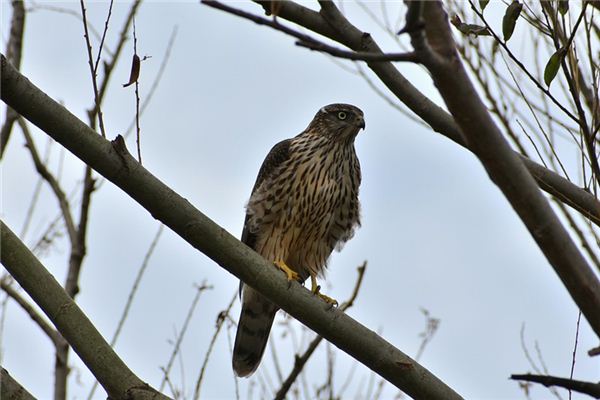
86 224 164 400
0 0 26 159
159 282 214 392
468 0 580 124
0 278 64 350
510 374 600 398
414 308 440 362
79 0 107 137
18 117 77 246
192 291 237 400
93 0 114 76
132 16 142 163
297 40 420 62
124 26 177 138
20 137 53 239
203 0 419 63
568 311 582 400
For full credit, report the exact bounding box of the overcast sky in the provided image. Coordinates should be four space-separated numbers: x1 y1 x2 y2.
1 1 597 399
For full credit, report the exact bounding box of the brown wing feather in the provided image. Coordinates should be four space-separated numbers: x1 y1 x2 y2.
241 138 292 249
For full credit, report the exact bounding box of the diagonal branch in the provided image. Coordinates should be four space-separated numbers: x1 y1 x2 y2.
274 262 367 400
0 277 64 349
1 367 36 400
79 0 107 138
1 54 464 400
510 374 600 399
409 1 600 336
202 1 419 63
203 0 600 229
18 117 78 246
0 0 26 159
0 221 172 400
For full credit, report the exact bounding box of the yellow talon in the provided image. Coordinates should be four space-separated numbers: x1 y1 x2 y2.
310 275 338 306
274 260 300 281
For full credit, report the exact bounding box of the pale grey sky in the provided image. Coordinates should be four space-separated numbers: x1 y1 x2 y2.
1 1 597 399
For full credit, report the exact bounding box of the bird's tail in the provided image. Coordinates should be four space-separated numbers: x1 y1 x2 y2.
232 286 278 377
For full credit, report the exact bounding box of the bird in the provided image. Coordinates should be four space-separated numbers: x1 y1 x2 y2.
232 103 365 378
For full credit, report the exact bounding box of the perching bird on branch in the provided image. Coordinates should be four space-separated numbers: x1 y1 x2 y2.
232 103 365 377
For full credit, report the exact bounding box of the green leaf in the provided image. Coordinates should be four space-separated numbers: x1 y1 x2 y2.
558 0 569 15
544 47 566 86
480 0 490 11
502 0 523 42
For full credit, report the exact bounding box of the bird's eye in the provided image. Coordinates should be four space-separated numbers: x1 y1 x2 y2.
337 111 347 120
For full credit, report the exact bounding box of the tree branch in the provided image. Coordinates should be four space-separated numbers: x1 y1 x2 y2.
510 374 600 398
202 0 419 63
18 117 78 246
411 1 600 336
1 54 464 400
0 221 171 400
228 0 600 228
0 277 64 349
274 262 367 400
0 0 26 158
1 367 36 400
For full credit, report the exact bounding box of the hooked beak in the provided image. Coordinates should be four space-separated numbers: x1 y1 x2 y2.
357 116 366 130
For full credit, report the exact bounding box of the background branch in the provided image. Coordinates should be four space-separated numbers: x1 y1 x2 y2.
410 1 600 336
232 0 600 229
0 278 64 349
0 221 171 400
0 0 25 158
1 54 463 400
510 374 600 399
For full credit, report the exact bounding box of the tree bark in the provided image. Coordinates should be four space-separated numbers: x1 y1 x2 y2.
1 53 463 400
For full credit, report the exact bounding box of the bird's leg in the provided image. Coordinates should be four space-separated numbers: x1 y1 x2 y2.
310 275 338 306
274 260 300 282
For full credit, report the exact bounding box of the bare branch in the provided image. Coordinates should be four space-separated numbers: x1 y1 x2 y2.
0 221 172 400
159 281 213 393
406 0 600 336
0 56 464 400
18 117 78 246
510 374 600 399
0 277 64 348
79 0 107 137
96 0 142 109
0 0 26 159
202 1 419 63
86 223 164 400
192 292 237 400
93 0 114 76
223 0 600 229
274 262 367 400
468 1 580 124
296 40 420 62
1 367 36 400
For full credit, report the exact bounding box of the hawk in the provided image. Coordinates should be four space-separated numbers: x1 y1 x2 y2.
232 103 365 377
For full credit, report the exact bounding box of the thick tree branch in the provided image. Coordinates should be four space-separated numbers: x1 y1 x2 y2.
0 221 171 400
511 374 600 398
412 1 600 336
226 1 600 227
1 367 36 400
1 54 463 400
274 262 367 400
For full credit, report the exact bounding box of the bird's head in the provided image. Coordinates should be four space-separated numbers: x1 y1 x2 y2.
306 103 365 142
